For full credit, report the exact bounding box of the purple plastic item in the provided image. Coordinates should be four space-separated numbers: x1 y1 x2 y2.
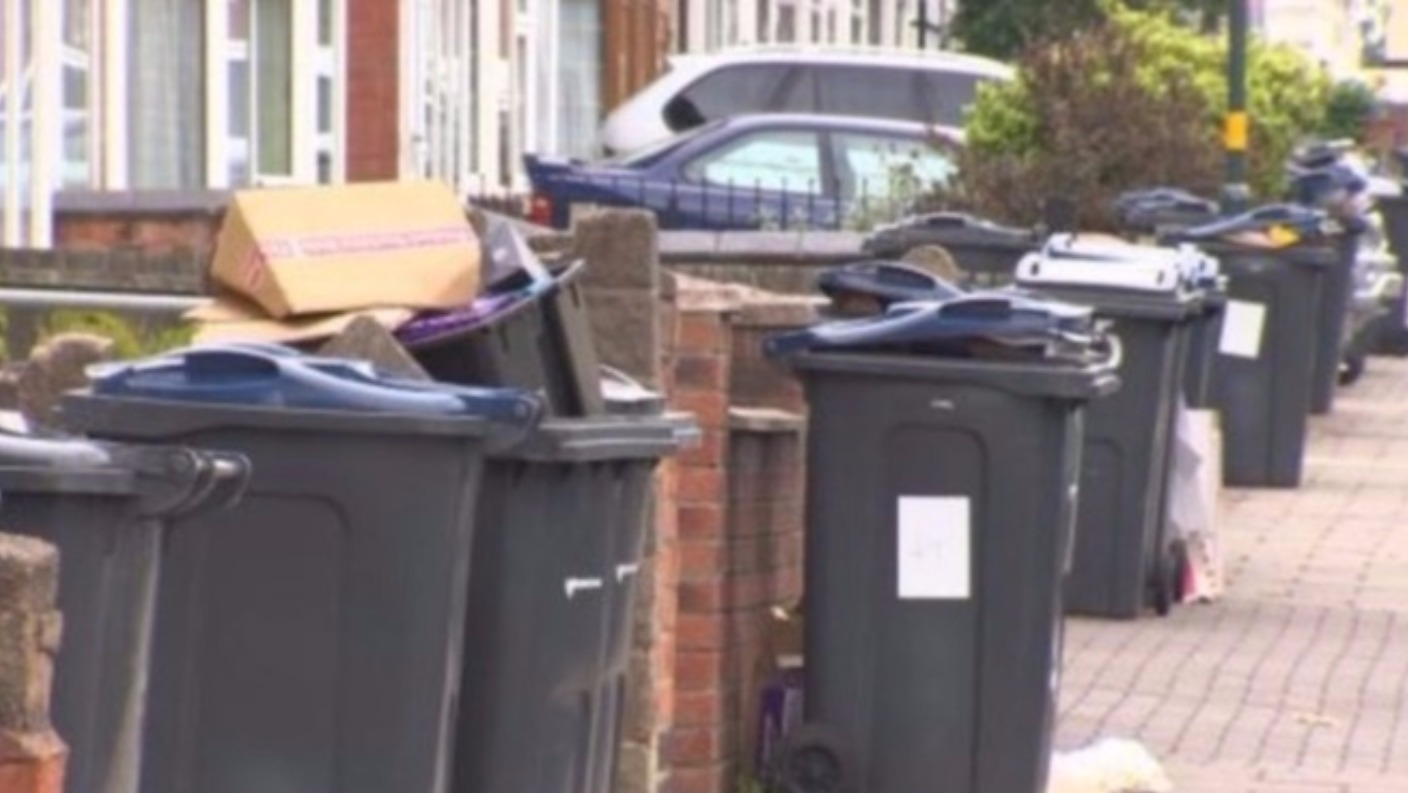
395 292 524 346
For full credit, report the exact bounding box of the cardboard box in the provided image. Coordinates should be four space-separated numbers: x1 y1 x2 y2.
210 180 481 319
186 293 415 345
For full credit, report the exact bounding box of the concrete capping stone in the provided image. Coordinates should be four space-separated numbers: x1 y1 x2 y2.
53 189 231 215
0 537 57 616
727 407 806 434
659 230 867 265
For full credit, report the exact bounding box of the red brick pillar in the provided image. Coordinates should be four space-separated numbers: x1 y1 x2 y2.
0 535 66 793
668 304 738 793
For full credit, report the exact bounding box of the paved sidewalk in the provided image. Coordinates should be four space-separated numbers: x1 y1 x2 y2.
1057 358 1408 793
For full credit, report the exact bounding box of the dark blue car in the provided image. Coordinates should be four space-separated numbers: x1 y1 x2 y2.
524 114 962 231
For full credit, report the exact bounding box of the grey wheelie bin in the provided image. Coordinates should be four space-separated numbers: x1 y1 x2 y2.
451 371 694 793
764 294 1120 793
1174 213 1329 488
1014 238 1202 618
0 434 249 793
1285 156 1375 413
860 212 1040 288
1113 188 1228 407
60 344 544 793
815 259 965 318
1113 188 1220 241
1375 194 1408 355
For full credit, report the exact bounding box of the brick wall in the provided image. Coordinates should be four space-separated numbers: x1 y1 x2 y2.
666 278 810 793
0 535 66 793
52 193 224 257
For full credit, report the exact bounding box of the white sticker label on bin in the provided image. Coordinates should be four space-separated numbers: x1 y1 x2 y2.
1218 300 1267 360
897 496 971 600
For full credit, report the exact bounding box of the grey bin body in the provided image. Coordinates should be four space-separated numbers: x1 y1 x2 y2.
1375 195 1408 356
785 351 1116 793
1307 238 1356 414
451 417 684 793
1183 290 1226 408
1203 244 1327 487
1026 288 1199 619
61 395 497 793
0 440 248 793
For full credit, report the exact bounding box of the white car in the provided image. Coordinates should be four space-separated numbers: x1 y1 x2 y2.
599 46 1013 156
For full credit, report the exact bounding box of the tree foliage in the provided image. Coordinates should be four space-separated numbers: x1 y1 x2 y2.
941 7 1332 230
952 0 1226 60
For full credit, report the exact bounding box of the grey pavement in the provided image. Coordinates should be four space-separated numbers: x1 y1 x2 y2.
1057 357 1408 793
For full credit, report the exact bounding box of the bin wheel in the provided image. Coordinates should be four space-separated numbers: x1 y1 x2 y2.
1151 546 1183 618
775 723 852 793
1170 540 1191 604
1339 352 1366 386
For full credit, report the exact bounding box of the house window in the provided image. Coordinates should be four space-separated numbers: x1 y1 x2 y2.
4 0 342 202
223 0 336 186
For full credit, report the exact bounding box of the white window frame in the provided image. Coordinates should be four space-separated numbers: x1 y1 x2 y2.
3 0 26 244
1 0 60 247
401 0 480 191
208 0 341 188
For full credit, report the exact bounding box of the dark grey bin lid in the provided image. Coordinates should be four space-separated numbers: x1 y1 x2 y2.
0 466 134 496
785 350 1120 401
0 433 136 495
1193 240 1338 268
491 415 693 463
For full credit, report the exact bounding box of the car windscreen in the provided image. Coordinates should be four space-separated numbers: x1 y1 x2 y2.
602 122 723 167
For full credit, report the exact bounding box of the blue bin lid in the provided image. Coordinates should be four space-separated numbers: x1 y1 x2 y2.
88 344 544 428
816 260 965 304
1175 203 1333 244
766 291 1098 360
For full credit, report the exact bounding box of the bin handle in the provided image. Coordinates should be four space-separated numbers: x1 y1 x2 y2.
1084 327 1123 371
110 445 253 519
168 451 252 519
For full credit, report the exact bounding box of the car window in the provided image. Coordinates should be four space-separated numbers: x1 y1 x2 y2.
832 132 955 201
683 130 824 194
815 65 927 123
924 71 989 126
664 65 791 132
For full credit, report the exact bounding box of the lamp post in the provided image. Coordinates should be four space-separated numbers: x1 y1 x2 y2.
1223 0 1251 212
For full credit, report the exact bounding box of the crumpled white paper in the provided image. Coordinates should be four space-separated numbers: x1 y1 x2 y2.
1048 737 1174 793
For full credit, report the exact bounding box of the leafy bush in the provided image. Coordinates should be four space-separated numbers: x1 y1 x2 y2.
1318 79 1377 142
947 7 1332 229
39 310 194 360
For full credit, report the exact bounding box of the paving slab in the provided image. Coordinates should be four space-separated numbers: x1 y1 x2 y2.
1057 357 1408 793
